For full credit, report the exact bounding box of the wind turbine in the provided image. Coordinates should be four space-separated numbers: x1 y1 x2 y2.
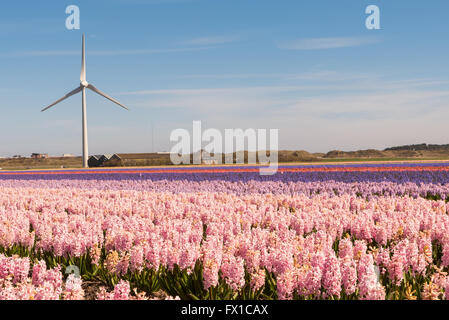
42 34 129 168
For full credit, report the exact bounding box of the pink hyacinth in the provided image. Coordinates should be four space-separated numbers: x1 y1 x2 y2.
338 237 353 260
276 269 295 300
220 254 245 291
250 268 266 291
63 274 85 300
322 253 342 298
112 280 131 300
340 257 357 295
358 254 385 300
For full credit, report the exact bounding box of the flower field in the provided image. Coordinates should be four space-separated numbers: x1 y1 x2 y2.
1 162 449 300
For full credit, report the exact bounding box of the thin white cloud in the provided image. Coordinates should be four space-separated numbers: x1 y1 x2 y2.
112 0 197 4
120 77 446 97
281 90 449 120
121 86 301 96
285 71 375 81
182 35 241 45
130 88 449 115
90 47 216 56
1 50 78 57
171 73 287 79
0 18 60 36
170 71 374 81
0 46 215 58
279 37 381 50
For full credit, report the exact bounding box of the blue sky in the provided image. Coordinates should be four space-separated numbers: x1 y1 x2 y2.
1 0 449 156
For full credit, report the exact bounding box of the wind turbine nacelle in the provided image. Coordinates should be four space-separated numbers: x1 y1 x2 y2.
81 80 89 87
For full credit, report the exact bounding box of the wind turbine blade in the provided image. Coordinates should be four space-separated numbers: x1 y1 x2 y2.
87 84 130 110
41 86 82 112
80 34 86 82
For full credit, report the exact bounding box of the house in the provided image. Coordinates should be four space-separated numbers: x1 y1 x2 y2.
88 154 121 167
62 154 75 158
31 153 48 159
99 154 121 163
88 155 103 167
